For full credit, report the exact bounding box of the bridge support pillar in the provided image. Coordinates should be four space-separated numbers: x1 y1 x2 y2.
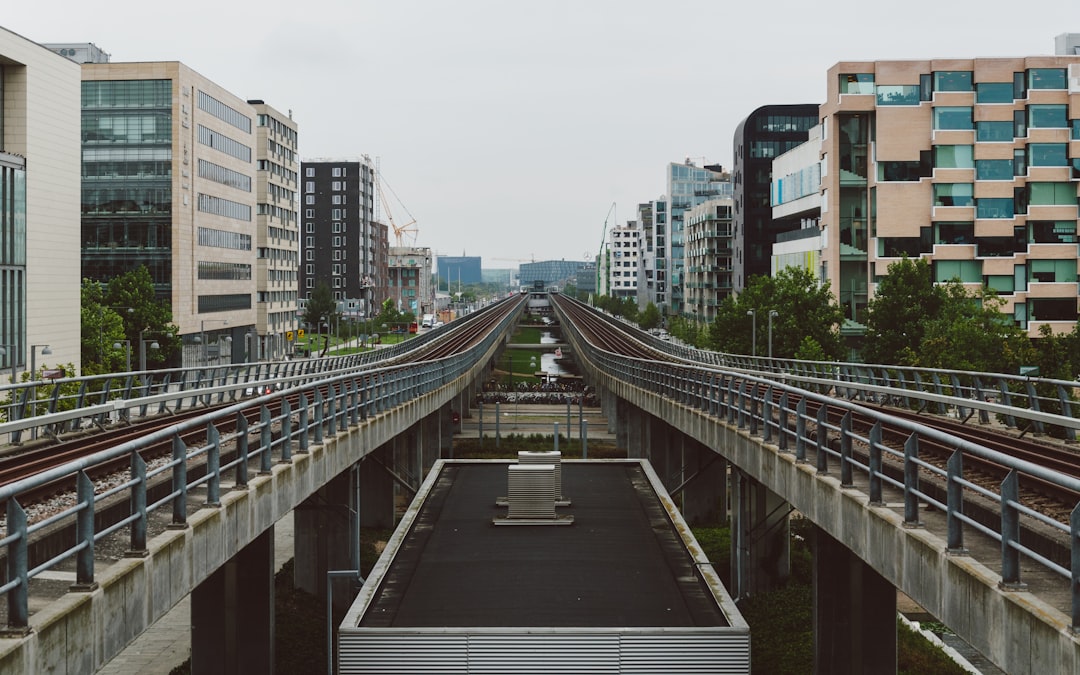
813 527 897 674
679 437 726 526
624 401 648 459
647 416 674 487
294 468 362 602
358 444 395 529
730 469 790 600
191 525 275 675
420 412 441 471
615 397 631 454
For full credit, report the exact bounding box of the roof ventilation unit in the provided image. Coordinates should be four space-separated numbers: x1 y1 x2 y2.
493 462 573 526
498 451 571 507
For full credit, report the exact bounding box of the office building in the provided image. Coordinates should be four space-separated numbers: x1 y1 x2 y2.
249 101 299 359
732 105 819 292
80 61 281 364
436 255 482 290
519 259 587 291
770 124 824 278
299 157 381 318
0 28 82 376
819 52 1080 337
637 200 666 310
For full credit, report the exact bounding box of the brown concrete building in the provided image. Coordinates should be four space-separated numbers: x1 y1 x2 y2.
819 56 1080 336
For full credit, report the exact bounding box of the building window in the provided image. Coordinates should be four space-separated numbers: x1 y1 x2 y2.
976 198 1015 219
976 121 1013 142
933 145 973 169
306 181 315 193
876 85 920 105
1028 182 1075 205
332 167 342 177
306 167 315 177
934 259 982 283
933 107 973 130
839 73 874 95
933 183 973 207
976 82 1013 103
1028 144 1067 167
976 159 1013 181
933 71 973 92
1028 68 1066 90
1028 104 1067 128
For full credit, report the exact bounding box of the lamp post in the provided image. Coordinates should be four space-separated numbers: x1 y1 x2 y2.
747 309 756 357
29 344 52 439
113 339 132 372
99 306 133 364
768 310 778 359
137 329 166 373
197 319 229 366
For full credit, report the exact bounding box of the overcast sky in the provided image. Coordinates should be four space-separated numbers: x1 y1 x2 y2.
5 1 1076 265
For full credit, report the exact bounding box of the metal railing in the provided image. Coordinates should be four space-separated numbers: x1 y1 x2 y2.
559 303 1080 631
0 300 519 632
573 296 1080 440
0 299 511 443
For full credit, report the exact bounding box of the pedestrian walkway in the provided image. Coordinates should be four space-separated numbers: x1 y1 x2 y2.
97 516 295 675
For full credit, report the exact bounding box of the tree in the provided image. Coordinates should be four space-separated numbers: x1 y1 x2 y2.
638 302 661 331
914 283 1034 373
863 257 944 365
709 267 845 359
80 267 179 374
302 283 338 356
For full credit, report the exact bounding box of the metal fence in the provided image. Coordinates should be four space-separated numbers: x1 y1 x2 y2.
560 307 1080 631
0 300 519 632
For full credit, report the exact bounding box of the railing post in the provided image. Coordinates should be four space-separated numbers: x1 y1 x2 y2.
327 384 338 437
999 470 1027 590
1057 384 1076 443
235 413 250 485
259 404 273 473
170 434 189 528
299 392 310 452
74 471 98 590
777 392 789 453
795 398 807 463
129 453 148 555
314 389 325 445
946 450 967 554
1024 381 1045 436
868 422 883 504
838 410 855 483
1071 503 1079 632
761 386 772 442
903 433 921 527
815 404 829 474
281 398 293 462
748 383 759 436
5 498 29 632
338 383 348 433
205 423 221 507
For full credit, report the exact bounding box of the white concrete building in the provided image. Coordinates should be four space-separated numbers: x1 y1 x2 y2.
0 27 82 377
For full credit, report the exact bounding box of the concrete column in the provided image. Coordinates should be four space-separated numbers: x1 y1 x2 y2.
191 526 275 675
647 416 672 485
625 403 647 459
294 469 360 599
359 445 395 529
420 412 441 472
615 397 630 454
730 469 790 600
813 526 897 674
679 437 726 526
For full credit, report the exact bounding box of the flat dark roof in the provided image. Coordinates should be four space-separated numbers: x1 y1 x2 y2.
359 461 729 628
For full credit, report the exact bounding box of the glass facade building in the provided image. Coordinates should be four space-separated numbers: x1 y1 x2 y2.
665 162 731 316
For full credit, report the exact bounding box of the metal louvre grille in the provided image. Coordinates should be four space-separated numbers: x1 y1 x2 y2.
339 631 750 674
506 464 556 519
518 450 563 499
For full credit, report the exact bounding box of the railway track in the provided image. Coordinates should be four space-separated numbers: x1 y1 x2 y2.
552 294 1080 520
0 295 524 502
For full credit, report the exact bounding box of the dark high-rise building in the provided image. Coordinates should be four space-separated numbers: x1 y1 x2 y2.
299 158 379 316
732 105 818 291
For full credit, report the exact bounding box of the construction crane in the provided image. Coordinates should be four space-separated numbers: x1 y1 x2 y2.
597 202 616 296
375 165 419 247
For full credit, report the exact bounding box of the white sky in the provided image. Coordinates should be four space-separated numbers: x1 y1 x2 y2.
5 0 1077 265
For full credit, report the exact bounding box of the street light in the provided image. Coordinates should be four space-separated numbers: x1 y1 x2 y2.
768 310 779 359
747 309 756 357
113 340 132 372
30 344 52 381
137 329 167 373
196 319 229 366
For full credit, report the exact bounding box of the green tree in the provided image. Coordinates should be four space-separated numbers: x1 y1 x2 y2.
863 257 944 365
303 283 338 356
638 302 661 331
914 283 1034 373
81 267 179 374
709 267 844 359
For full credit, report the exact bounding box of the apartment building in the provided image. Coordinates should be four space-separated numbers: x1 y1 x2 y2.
299 157 382 320
664 161 731 317
601 223 640 299
0 28 82 376
684 198 734 323
819 52 1080 336
249 101 299 359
